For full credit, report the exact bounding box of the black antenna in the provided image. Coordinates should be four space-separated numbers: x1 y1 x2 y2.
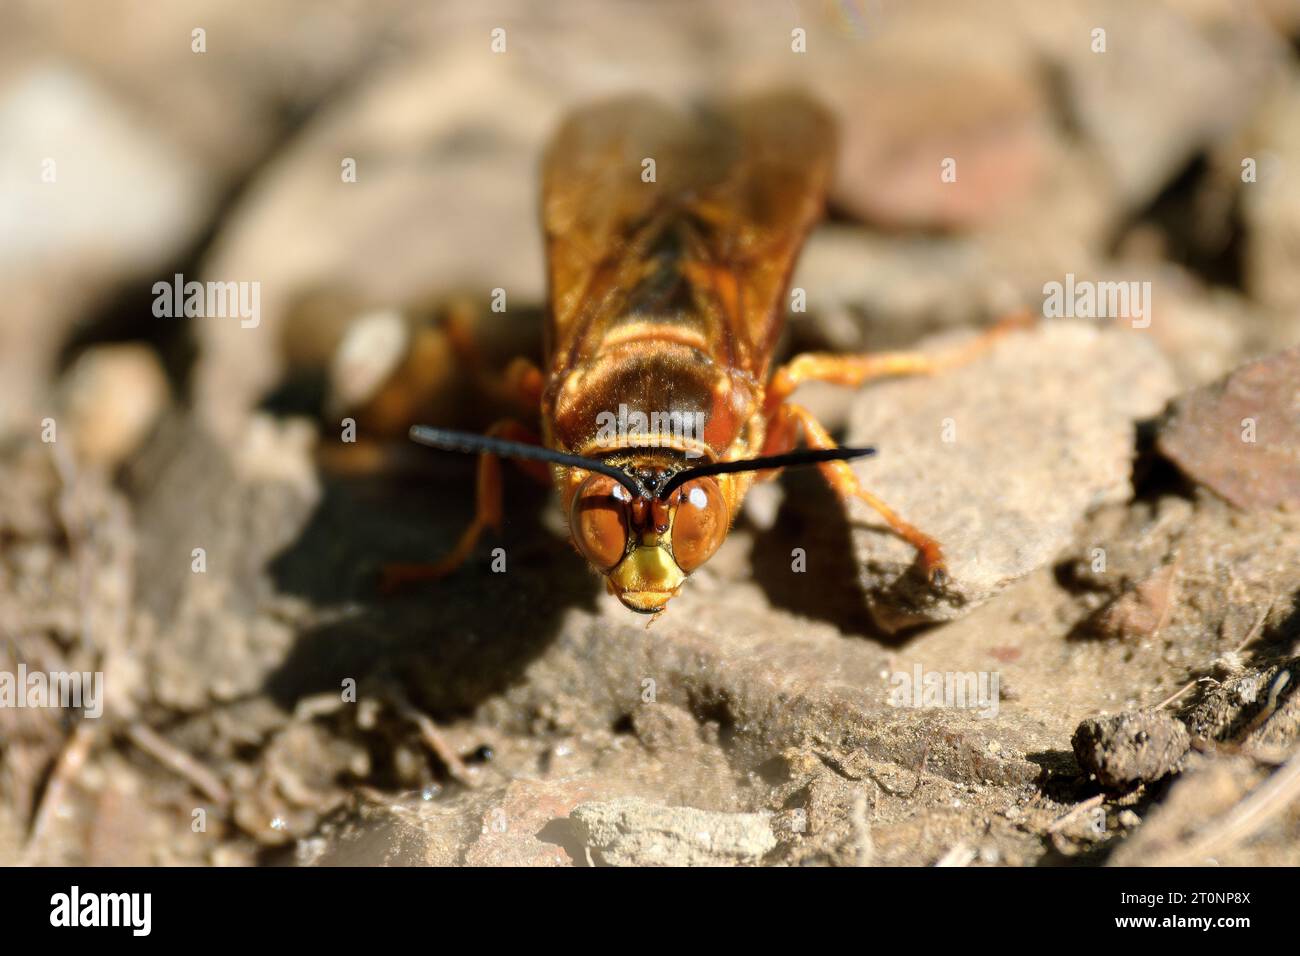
409 426 644 497
409 426 875 500
657 446 875 498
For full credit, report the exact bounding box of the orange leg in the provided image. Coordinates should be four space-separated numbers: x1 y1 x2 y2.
765 309 1032 413
380 419 548 591
442 300 544 414
754 311 1034 583
762 401 948 585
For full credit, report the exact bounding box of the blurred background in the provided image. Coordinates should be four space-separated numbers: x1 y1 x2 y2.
6 0 1300 445
2 0 1299 866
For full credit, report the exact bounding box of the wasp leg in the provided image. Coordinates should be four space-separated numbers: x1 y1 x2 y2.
442 300 544 413
764 310 1032 413
380 419 549 592
762 401 948 585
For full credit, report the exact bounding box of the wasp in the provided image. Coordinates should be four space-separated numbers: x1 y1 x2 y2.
387 93 1011 614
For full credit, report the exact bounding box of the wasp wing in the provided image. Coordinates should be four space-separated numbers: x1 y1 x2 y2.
541 93 835 379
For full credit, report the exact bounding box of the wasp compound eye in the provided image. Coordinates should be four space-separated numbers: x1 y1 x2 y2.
669 477 728 572
570 474 633 571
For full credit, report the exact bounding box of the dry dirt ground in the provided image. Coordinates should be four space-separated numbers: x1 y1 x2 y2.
2 0 1300 866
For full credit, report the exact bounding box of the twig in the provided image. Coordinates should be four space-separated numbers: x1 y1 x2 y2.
1147 556 1180 643
816 750 921 797
1236 670 1293 742
21 721 99 864
23 444 105 863
126 723 230 806
1047 792 1105 834
1159 749 1300 865
851 788 874 867
1155 599 1274 711
1200 668 1297 761
395 700 477 787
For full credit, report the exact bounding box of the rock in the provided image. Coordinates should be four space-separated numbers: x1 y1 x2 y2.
231 720 370 845
465 779 614 867
1117 809 1142 829
1243 79 1300 312
819 36 1051 230
299 797 468 867
1083 657 1300 866
0 64 208 436
327 310 411 417
1157 346 1300 510
0 63 208 272
124 413 321 711
1054 496 1191 597
628 702 702 754
1080 561 1178 642
791 228 1005 354
1181 656 1300 751
1072 711 1190 791
1137 278 1250 390
844 320 1177 631
570 797 775 866
1035 0 1283 210
1105 755 1284 866
16 0 408 181
59 344 170 470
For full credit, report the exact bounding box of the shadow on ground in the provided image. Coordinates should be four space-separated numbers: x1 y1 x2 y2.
265 459 602 717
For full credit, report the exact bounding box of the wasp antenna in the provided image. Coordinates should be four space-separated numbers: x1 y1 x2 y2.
409 426 644 497
658 445 876 498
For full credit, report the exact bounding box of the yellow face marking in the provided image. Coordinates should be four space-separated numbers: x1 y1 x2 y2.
608 544 685 612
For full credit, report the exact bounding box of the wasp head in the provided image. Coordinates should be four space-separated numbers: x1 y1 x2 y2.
407 426 874 616
568 462 729 614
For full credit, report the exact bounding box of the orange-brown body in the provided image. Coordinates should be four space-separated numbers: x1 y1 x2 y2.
537 94 836 609
397 94 982 613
